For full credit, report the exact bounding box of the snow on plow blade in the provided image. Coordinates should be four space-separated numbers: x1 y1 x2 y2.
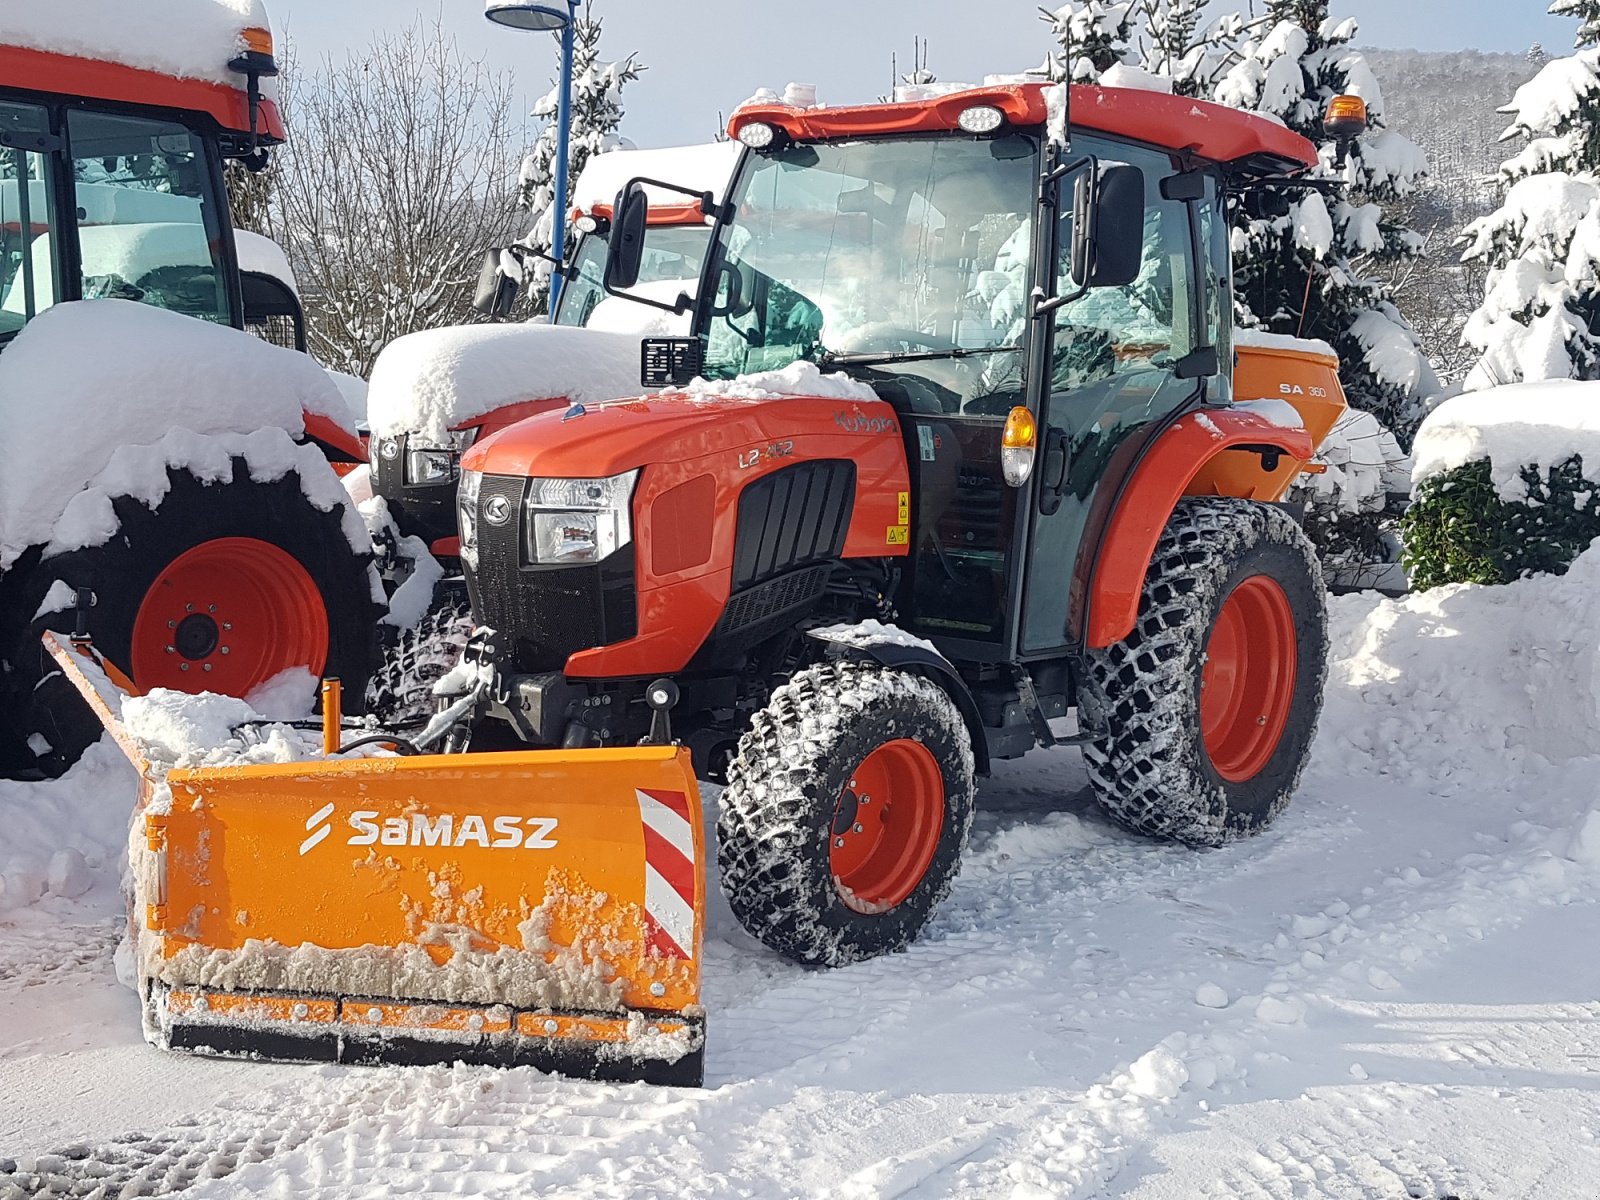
43 633 706 1087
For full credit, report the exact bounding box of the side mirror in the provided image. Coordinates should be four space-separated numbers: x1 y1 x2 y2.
472 248 519 319
605 182 650 292
1075 163 1145 290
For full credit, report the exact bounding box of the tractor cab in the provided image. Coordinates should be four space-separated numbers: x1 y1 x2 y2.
0 14 362 465
553 202 715 331
599 83 1331 670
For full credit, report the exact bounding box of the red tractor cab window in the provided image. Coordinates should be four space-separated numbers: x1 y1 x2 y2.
66 109 232 326
0 100 61 336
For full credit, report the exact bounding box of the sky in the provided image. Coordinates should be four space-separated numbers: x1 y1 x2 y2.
272 1 1579 149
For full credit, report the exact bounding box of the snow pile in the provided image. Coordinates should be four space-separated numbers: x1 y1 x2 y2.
1410 379 1600 501
366 323 649 443
234 230 297 293
1234 327 1337 359
569 142 741 214
0 0 270 88
1318 542 1600 782
1297 407 1411 516
681 360 879 404
0 301 358 568
0 742 133 913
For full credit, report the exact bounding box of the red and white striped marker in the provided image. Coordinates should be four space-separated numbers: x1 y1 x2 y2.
636 788 696 960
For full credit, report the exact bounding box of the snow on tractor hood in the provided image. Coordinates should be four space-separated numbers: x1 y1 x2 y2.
0 300 351 569
366 323 653 445
2 0 274 91
463 362 881 481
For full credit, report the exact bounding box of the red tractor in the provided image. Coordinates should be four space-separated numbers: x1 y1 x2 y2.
435 81 1349 967
0 3 378 777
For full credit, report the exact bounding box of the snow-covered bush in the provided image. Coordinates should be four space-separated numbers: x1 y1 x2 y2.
517 11 643 314
1040 1 1138 82
1215 4 1439 443
1288 407 1411 590
1459 4 1600 390
1403 380 1600 587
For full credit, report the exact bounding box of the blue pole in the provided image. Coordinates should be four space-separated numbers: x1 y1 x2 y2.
548 1 578 314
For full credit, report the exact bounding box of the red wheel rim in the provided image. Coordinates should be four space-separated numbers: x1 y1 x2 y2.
830 739 945 914
1200 575 1298 784
129 537 329 697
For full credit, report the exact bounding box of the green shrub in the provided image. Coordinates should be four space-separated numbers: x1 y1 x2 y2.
1403 454 1600 589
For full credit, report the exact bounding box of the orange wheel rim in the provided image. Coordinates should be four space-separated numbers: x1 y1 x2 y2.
1200 575 1298 783
830 738 945 914
129 537 328 697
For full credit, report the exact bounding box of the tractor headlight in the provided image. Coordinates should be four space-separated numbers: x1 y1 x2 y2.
523 469 639 565
404 428 478 486
458 468 482 569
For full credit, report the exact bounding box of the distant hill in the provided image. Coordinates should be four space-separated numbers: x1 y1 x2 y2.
1359 47 1541 216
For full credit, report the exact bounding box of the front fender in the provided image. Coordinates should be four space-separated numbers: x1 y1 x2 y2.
806 623 991 777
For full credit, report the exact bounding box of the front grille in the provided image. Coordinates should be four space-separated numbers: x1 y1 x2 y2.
466 474 637 675
716 563 833 636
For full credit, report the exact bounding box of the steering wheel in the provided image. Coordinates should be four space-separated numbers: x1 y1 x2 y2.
831 323 962 354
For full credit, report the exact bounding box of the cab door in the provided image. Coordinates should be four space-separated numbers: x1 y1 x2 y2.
1018 136 1213 656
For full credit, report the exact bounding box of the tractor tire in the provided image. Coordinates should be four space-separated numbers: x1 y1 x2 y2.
1079 498 1327 847
718 659 976 967
1 460 381 778
365 594 473 726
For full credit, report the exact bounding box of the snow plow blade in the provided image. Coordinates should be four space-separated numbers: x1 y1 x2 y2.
43 632 706 1087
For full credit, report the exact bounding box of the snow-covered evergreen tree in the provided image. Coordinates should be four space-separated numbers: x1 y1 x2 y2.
1137 1 1263 98
1459 4 1600 389
517 10 642 313
1041 1 1137 83
1215 6 1439 438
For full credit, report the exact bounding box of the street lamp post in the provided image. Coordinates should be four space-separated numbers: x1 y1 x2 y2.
485 0 582 313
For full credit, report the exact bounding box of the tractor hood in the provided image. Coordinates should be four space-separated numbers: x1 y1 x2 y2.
462 387 902 482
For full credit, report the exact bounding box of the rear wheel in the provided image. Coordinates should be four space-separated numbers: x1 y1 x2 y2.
1079 498 1327 846
718 660 976 966
1 460 381 778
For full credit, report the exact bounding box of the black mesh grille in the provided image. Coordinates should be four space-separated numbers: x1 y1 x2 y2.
465 474 637 675
716 563 833 636
731 461 855 589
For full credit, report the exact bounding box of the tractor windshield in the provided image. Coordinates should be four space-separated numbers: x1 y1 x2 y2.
704 134 1038 409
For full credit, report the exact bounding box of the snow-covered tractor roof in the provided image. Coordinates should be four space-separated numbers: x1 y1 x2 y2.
570 142 743 219
0 0 283 142
730 82 1318 174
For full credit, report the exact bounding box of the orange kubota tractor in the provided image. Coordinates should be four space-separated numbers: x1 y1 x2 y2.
0 1 378 779
52 80 1349 1087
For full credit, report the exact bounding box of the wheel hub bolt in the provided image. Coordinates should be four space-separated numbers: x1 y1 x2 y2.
852 824 863 834
220 647 230 655
203 664 212 673
835 838 845 848
179 663 189 672
650 982 665 997
165 646 175 655
167 619 176 629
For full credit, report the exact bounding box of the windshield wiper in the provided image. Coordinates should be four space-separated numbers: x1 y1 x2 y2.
818 345 1024 368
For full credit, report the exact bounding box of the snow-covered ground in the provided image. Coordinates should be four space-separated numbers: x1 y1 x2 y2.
4 556 1600 1197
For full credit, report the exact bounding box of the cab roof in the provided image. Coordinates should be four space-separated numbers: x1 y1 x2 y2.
729 82 1318 175
0 0 282 142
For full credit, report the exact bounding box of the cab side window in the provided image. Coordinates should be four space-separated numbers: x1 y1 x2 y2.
1052 140 1198 393
0 101 61 336
67 109 231 325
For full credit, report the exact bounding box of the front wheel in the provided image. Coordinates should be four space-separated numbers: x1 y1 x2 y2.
718 660 976 967
1079 498 1328 847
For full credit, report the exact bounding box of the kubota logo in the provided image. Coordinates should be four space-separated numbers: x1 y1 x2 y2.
483 494 513 525
298 805 559 855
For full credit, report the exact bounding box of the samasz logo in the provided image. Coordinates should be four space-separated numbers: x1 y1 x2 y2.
299 807 559 855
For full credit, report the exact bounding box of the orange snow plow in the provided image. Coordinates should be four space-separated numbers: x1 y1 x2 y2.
44 632 706 1086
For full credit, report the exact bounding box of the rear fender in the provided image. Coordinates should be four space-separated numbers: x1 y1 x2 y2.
806 624 990 776
1080 409 1314 650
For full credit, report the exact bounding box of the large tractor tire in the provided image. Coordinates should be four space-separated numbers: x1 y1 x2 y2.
1079 498 1328 847
1 460 381 778
718 659 976 967
365 593 473 727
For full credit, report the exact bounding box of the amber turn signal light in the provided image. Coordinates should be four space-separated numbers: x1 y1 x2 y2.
1001 406 1039 487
